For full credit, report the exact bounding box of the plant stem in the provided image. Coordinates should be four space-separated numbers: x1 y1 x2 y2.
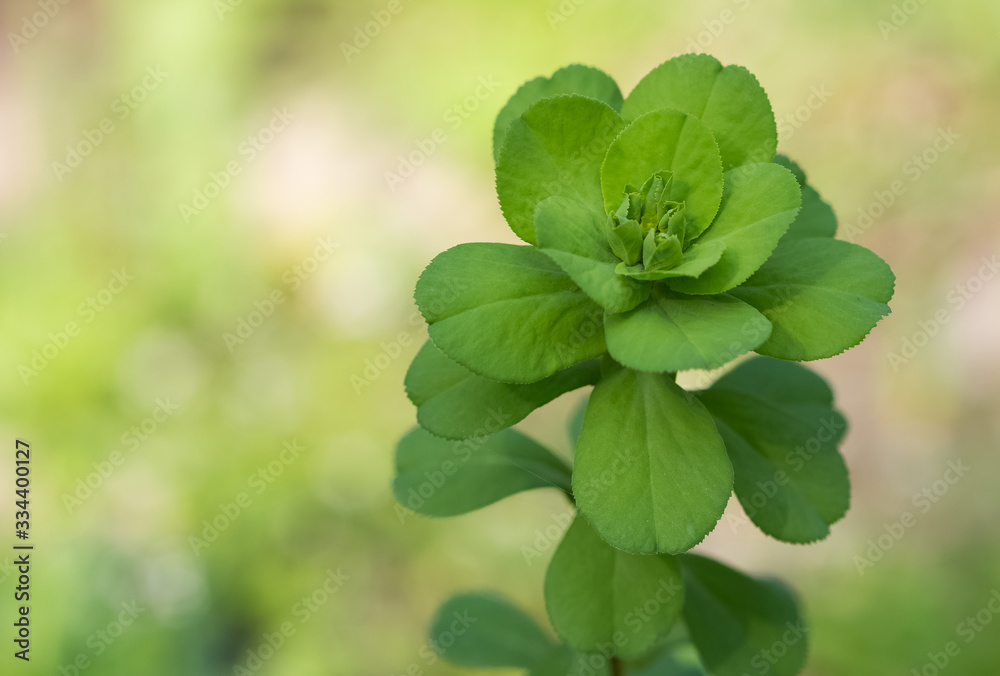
610 656 624 676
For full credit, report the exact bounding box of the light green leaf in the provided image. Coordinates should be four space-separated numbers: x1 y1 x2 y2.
669 163 801 296
406 341 601 440
545 516 684 658
497 96 625 244
728 238 895 360
535 196 650 312
615 240 725 282
573 367 733 554
604 289 771 373
773 155 837 241
394 428 571 517
494 64 624 162
601 109 724 239
429 593 558 668
416 243 607 383
681 555 808 676
698 357 849 543
622 54 778 170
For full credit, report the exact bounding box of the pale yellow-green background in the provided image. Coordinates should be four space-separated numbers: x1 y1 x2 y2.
1 0 998 674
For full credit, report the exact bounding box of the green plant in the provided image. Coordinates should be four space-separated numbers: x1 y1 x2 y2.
394 54 894 675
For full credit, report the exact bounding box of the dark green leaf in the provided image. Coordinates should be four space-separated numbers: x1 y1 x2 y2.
416 243 607 383
773 155 836 241
545 516 684 658
527 646 612 676
622 54 777 170
394 428 571 517
669 163 801 296
604 289 771 373
494 64 624 162
601 109 724 239
628 641 707 676
535 196 650 312
698 357 849 543
574 367 733 554
728 238 895 360
406 341 601 440
567 394 589 453
497 96 625 243
680 555 808 676
429 593 558 668
772 154 806 185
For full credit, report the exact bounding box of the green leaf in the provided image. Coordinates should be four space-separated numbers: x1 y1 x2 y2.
669 163 802 296
728 238 895 360
535 196 650 312
573 367 733 554
622 54 778 170
604 289 771 373
615 240 725 282
705 354 834 407
567 394 589 452
429 592 558 668
527 646 612 676
628 641 707 676
601 109 724 240
497 96 626 244
545 516 684 658
772 154 806 185
698 358 849 543
773 155 837 241
416 243 607 383
680 555 808 676
406 341 601 440
494 65 624 162
394 427 572 517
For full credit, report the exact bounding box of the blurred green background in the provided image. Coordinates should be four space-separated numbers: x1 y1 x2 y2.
1 0 998 674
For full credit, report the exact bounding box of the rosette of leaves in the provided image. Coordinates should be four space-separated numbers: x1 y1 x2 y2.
395 55 894 675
